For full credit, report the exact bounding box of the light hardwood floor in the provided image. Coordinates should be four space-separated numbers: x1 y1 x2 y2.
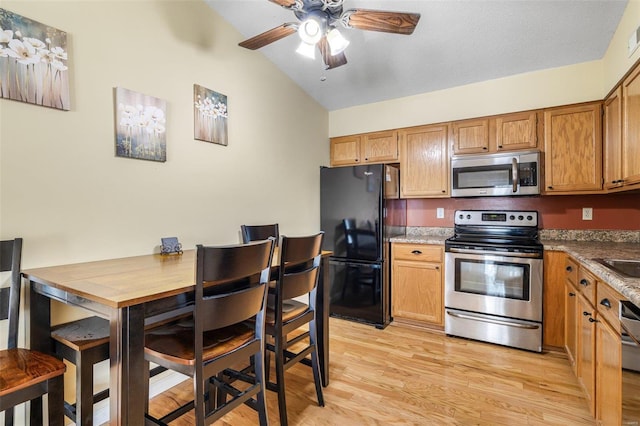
147 318 595 425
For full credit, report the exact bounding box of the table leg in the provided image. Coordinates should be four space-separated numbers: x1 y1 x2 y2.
29 283 52 422
109 305 146 426
317 257 330 386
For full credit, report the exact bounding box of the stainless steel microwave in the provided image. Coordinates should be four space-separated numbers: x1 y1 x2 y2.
451 150 540 197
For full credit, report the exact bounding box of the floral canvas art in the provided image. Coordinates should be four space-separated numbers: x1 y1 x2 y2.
115 87 167 162
0 8 70 110
194 84 228 146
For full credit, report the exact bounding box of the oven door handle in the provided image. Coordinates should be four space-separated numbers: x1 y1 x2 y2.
447 310 540 330
448 247 541 258
512 157 519 193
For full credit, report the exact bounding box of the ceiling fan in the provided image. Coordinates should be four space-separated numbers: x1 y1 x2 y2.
238 0 420 70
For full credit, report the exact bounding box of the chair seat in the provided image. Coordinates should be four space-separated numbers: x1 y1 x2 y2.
145 320 255 366
51 316 110 352
266 300 309 325
0 348 66 397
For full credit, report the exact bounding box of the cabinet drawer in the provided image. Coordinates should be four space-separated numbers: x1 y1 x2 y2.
597 282 623 331
565 257 578 285
577 268 597 306
393 244 442 262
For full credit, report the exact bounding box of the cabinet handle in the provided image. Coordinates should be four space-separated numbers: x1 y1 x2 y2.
498 145 503 149
583 311 592 316
441 190 446 193
435 266 440 270
600 298 611 309
364 158 368 161
482 147 488 150
579 278 590 287
569 292 576 297
354 159 359 162
566 266 573 272
588 317 599 323
411 250 422 255
548 186 554 190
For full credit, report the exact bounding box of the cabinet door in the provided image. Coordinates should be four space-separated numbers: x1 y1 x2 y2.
604 87 623 190
362 130 398 163
622 65 640 187
596 316 622 425
392 259 442 325
399 124 449 197
544 103 603 193
565 281 578 373
452 118 489 154
495 111 537 151
578 293 596 417
330 135 361 166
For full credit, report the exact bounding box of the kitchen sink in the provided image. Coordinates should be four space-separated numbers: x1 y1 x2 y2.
593 258 640 278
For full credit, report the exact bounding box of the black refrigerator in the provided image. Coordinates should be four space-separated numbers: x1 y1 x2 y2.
320 164 406 328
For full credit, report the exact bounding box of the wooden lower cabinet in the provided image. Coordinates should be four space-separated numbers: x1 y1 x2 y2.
596 315 622 425
578 292 596 417
562 260 626 424
391 243 443 327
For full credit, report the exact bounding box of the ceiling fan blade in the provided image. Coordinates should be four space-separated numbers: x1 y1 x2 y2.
268 0 298 7
344 9 420 35
317 37 348 70
238 23 297 50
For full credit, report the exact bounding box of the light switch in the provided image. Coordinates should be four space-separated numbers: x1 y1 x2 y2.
582 207 593 221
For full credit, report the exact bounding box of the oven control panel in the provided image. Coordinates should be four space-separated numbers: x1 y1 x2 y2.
454 210 538 227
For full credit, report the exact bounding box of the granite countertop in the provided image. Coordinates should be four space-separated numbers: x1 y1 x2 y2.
390 235 450 245
542 240 640 307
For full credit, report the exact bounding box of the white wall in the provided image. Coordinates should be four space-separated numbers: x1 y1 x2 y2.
328 0 640 137
0 0 329 271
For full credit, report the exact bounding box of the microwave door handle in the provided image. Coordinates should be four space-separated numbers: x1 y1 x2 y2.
512 157 518 193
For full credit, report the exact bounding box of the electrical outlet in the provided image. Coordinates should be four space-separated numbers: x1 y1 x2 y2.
436 208 444 219
582 207 593 221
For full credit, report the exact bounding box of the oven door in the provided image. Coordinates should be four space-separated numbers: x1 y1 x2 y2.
444 250 543 322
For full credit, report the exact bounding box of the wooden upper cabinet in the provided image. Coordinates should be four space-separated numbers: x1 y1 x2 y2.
330 135 361 166
362 130 398 163
330 131 398 166
604 87 623 190
543 102 603 194
495 111 537 151
451 118 489 154
399 124 449 198
622 64 640 187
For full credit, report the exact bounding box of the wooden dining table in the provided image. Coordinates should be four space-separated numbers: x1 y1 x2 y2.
22 247 331 426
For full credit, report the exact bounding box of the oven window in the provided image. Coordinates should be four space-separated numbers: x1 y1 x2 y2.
454 258 530 300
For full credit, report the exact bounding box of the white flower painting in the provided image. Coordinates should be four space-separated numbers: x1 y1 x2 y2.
0 8 70 110
115 87 167 162
194 84 228 146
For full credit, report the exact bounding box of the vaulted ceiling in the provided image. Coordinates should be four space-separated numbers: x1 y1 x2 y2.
206 0 628 111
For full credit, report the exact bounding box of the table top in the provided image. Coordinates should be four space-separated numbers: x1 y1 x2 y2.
23 248 331 309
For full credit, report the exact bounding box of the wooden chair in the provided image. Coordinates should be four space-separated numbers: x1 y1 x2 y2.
143 239 274 426
264 232 325 426
241 223 280 246
0 238 66 426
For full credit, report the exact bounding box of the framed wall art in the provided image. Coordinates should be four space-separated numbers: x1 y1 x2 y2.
114 87 167 162
194 84 228 146
0 8 70 110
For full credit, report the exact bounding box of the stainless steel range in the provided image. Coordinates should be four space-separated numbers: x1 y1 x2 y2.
444 210 543 352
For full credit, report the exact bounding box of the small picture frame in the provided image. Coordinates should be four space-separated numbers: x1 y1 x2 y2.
160 237 182 255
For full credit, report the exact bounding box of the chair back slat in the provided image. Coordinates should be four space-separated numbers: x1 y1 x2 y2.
199 240 273 283
241 224 279 246
280 233 322 265
280 267 320 301
201 284 266 330
1 238 23 349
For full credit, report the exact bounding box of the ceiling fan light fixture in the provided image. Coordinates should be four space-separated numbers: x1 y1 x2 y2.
327 28 349 55
296 41 316 59
298 17 323 45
